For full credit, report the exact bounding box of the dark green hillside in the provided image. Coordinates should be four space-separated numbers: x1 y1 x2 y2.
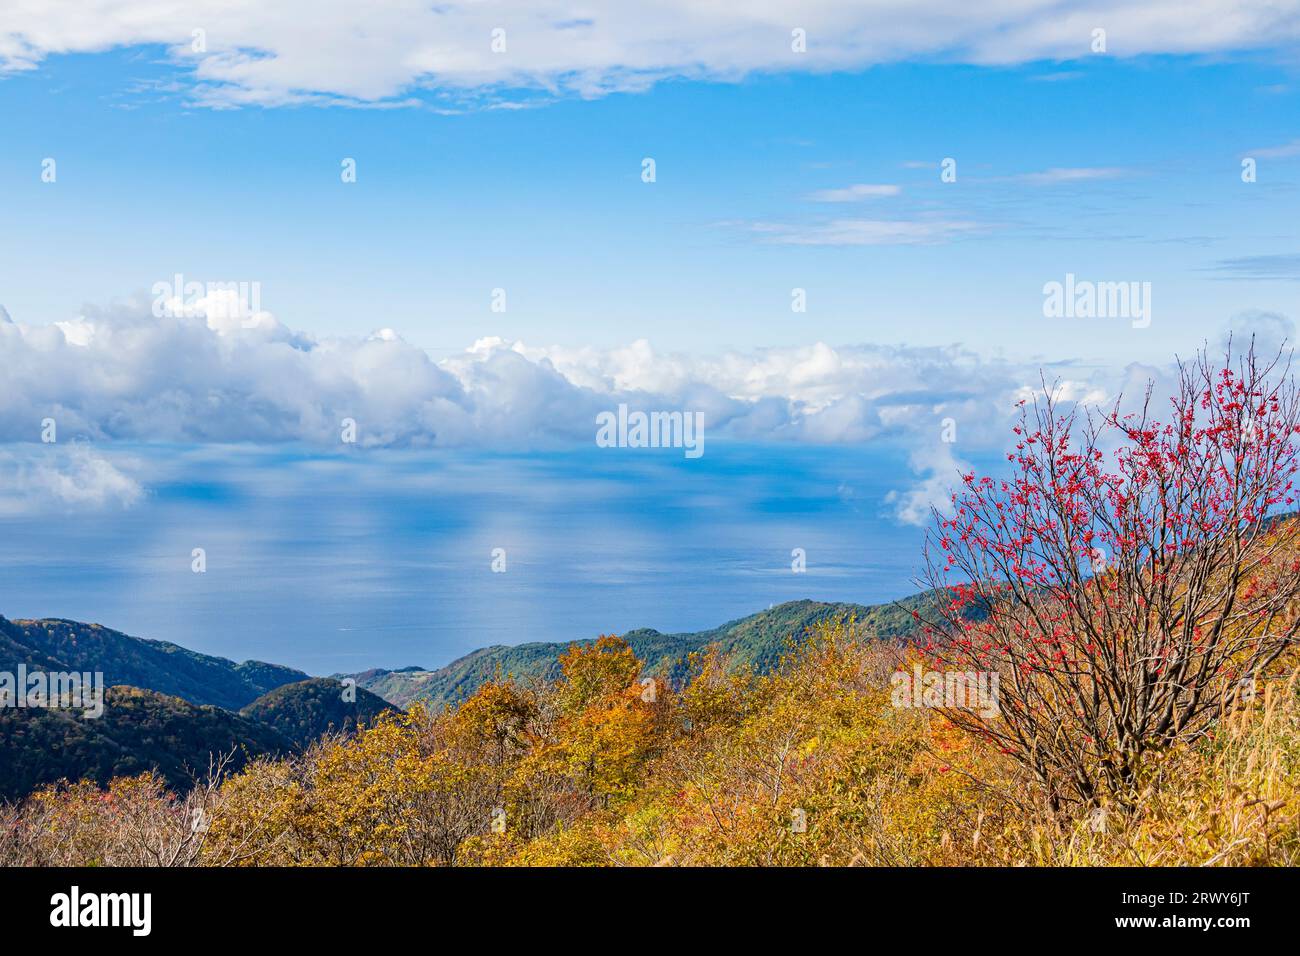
240 678 395 746
343 666 437 709
0 686 293 801
0 616 309 711
0 592 945 801
353 595 936 710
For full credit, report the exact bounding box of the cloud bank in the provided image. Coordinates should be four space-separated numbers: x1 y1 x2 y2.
0 299 1031 452
0 296 1107 522
3 300 1289 521
3 1 1299 106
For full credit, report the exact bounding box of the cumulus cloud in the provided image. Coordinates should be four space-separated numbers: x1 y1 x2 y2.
1219 310 1297 355
0 444 143 515
2 298 1282 522
885 443 973 526
2 2 1299 107
0 298 1042 525
0 300 1029 452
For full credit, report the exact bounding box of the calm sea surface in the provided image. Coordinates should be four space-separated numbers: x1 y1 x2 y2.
0 441 974 673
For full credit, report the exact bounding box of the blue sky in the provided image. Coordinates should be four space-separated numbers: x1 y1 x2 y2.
1 41 1297 364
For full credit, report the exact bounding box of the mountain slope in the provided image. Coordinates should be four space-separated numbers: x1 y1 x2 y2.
0 616 309 711
0 595 936 799
240 678 395 746
0 686 294 801
352 595 935 710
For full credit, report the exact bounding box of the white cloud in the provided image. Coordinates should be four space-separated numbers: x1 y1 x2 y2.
1219 310 1297 354
0 296 1026 449
1246 138 1300 159
2 2 1299 106
750 218 983 245
0 444 143 515
1012 379 1110 406
885 442 972 526
1016 166 1131 185
805 184 902 202
0 298 1276 522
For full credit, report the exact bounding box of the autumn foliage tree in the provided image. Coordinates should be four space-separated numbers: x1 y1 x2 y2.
922 340 1300 811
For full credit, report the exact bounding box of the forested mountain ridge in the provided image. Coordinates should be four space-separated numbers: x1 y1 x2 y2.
1 595 930 799
347 595 934 709
0 615 308 711
0 686 294 801
240 678 393 746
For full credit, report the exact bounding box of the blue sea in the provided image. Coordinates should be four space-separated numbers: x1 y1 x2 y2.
0 441 960 674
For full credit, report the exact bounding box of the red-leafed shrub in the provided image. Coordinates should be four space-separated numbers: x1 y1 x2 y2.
922 340 1300 810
